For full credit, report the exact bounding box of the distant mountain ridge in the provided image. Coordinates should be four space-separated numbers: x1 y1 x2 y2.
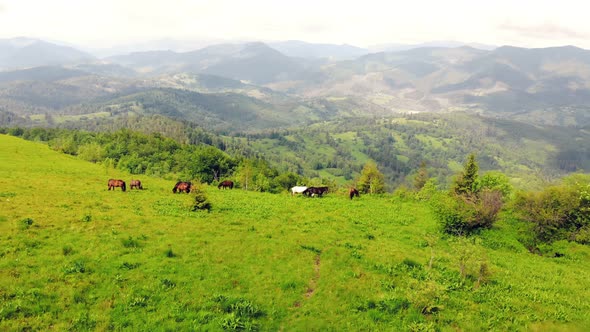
0 37 94 70
106 42 321 84
268 40 368 60
3 37 590 128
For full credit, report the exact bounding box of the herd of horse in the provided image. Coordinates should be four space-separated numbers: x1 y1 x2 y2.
109 179 360 199
108 179 144 192
108 179 236 194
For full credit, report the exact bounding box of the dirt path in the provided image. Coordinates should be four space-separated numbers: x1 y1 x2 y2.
305 254 321 298
292 252 321 310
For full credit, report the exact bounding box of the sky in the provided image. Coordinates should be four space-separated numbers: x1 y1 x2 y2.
1 0 590 50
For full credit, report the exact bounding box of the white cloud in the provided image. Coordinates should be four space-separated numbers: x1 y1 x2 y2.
1 0 590 49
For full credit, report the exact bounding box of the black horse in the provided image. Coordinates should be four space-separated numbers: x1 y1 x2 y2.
349 188 360 200
108 179 126 192
173 181 192 193
303 186 329 197
218 180 234 189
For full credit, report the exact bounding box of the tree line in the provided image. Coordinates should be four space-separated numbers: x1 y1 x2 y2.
2 126 359 194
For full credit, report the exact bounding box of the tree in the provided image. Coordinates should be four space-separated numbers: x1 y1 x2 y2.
453 153 479 197
357 160 385 194
414 160 429 191
77 142 106 163
436 154 503 235
273 172 301 192
236 159 254 190
480 171 512 200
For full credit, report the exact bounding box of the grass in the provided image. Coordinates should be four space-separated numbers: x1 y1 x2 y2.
1 134 590 330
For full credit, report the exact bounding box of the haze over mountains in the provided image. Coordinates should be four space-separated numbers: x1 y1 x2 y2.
1 37 590 130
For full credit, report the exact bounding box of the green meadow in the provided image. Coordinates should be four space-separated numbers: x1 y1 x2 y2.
1 134 589 331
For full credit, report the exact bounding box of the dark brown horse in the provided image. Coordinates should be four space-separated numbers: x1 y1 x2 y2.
130 179 143 190
173 181 192 193
303 186 329 197
349 188 360 200
108 179 126 192
218 180 234 190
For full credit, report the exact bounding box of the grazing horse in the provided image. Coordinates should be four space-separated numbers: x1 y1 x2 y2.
291 186 307 196
130 179 143 190
218 180 234 190
173 181 192 194
303 186 329 197
349 188 360 200
108 179 126 192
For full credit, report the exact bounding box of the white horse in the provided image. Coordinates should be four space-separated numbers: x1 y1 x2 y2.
291 186 307 196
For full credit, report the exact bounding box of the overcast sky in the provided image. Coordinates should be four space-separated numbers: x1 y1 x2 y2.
1 0 589 49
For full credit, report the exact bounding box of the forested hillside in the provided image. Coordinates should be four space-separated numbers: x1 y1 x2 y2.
234 113 590 190
4 108 589 192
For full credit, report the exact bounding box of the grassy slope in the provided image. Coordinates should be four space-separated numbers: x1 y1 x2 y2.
1 134 589 331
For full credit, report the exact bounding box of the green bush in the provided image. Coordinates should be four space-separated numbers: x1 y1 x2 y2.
19 217 34 230
480 171 513 201
435 155 504 235
514 177 590 244
415 178 438 201
190 184 212 212
432 190 503 235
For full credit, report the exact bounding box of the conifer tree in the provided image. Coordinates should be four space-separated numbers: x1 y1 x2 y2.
454 153 479 197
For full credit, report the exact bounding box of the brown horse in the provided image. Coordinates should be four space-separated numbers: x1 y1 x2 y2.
108 179 126 192
218 180 234 190
349 188 360 200
173 181 192 193
130 179 143 190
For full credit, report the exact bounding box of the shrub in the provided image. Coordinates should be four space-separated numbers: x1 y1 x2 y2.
393 185 412 199
122 236 141 248
165 247 177 258
62 245 74 256
514 179 590 244
432 190 503 235
64 260 89 274
480 171 513 201
431 193 474 235
415 178 438 201
433 155 504 235
19 217 34 230
472 190 503 229
190 183 212 212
